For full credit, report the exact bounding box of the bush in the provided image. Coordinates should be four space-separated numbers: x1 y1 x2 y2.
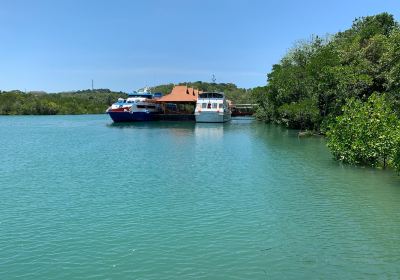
277 99 320 130
326 93 400 167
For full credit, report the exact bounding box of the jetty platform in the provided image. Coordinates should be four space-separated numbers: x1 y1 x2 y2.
154 113 195 121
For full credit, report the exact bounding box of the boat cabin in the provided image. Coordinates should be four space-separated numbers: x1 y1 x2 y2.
196 92 227 111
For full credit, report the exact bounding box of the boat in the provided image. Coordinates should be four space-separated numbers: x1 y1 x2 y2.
106 88 162 122
194 92 232 123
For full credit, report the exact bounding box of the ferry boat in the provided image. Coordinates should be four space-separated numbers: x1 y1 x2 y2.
106 88 162 122
194 92 232 123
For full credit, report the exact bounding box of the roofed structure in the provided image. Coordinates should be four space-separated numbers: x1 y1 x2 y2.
157 85 202 103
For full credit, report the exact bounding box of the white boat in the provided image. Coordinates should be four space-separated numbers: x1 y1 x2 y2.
194 92 232 123
106 88 162 122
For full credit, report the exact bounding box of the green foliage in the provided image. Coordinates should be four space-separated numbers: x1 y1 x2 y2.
252 86 275 121
277 99 320 130
350 12 397 40
256 13 400 130
151 84 175 95
326 94 400 168
394 148 400 172
255 13 400 170
0 90 127 115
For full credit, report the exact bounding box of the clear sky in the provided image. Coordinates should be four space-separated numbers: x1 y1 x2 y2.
1 0 400 92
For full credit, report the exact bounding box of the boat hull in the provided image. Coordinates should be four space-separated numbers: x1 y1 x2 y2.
107 111 155 122
195 111 231 123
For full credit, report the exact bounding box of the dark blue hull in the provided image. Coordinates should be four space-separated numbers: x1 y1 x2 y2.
107 111 155 122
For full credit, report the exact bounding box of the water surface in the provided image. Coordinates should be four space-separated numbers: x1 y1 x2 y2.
1 115 399 279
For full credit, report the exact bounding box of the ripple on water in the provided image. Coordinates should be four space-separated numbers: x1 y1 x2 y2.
0 116 400 279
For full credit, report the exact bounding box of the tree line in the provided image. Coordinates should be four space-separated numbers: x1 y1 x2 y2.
0 82 253 116
253 13 400 170
0 89 127 115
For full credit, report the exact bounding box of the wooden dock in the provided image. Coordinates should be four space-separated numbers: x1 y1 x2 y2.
231 104 257 116
153 104 257 120
154 114 195 121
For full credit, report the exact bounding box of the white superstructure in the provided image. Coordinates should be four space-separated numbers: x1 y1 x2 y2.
194 92 232 123
106 87 162 122
107 87 161 113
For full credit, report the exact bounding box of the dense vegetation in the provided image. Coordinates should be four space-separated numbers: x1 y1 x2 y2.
0 89 126 115
253 13 400 170
326 94 400 168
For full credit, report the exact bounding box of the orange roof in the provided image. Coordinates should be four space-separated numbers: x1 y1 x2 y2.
157 85 202 103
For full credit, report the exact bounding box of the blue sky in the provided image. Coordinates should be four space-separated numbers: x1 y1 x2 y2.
1 0 400 92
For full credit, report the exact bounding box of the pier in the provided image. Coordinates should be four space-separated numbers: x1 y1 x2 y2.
231 104 257 116
154 113 195 121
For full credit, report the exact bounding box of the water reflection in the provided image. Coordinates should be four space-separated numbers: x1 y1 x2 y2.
107 117 252 132
194 123 224 139
106 121 196 130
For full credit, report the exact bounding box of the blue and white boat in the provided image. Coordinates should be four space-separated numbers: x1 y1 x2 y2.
106 88 162 122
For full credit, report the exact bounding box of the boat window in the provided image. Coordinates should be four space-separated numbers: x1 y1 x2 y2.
219 103 223 109
199 92 223 99
207 103 211 109
202 103 207 109
212 103 218 109
130 94 152 99
146 105 156 109
137 105 146 108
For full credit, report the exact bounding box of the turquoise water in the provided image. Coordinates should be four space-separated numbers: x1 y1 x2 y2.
1 115 399 279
